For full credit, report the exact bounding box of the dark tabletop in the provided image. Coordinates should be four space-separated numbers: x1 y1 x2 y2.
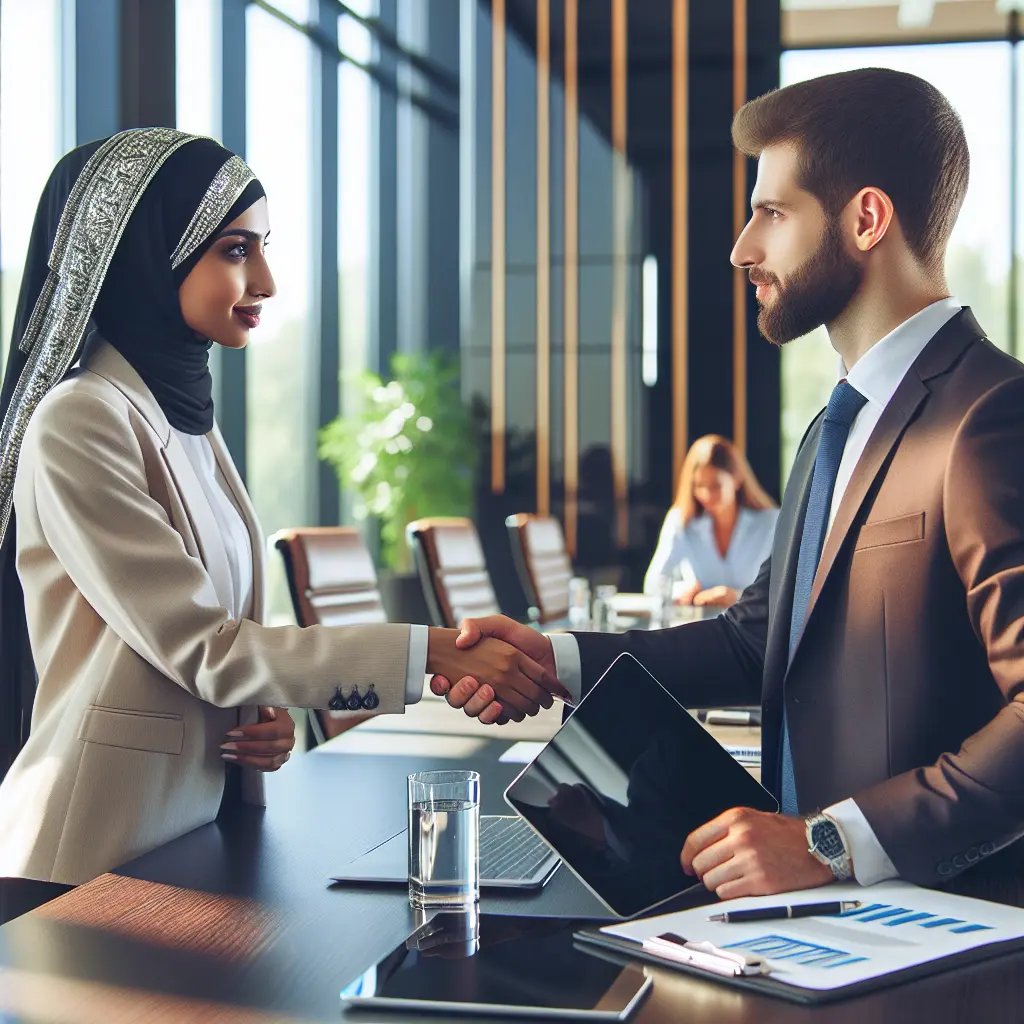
1 738 1024 1023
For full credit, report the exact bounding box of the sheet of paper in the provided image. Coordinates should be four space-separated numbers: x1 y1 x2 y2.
499 741 547 764
722 745 761 765
602 881 1024 991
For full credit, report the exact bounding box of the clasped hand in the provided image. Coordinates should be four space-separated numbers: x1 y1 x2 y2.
430 615 835 897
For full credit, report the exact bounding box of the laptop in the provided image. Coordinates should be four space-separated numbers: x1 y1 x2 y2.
332 812 560 890
504 652 778 918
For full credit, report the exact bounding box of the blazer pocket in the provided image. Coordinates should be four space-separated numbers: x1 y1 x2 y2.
855 511 925 551
79 706 184 755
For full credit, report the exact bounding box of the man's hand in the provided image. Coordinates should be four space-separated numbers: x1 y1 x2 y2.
429 616 571 723
426 626 569 724
693 585 739 608
681 808 834 899
221 706 295 772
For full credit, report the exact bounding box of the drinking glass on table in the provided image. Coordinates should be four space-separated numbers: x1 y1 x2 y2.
408 770 480 909
568 576 592 629
650 574 674 629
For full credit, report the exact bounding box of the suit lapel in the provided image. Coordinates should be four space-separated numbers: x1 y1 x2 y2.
82 336 245 619
790 309 982 662
209 423 265 625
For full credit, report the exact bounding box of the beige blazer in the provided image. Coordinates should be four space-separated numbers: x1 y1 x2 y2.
0 339 411 885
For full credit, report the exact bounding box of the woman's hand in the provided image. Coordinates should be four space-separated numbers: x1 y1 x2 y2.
221 706 295 771
693 585 739 608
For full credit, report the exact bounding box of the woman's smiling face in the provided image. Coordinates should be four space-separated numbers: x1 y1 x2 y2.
177 197 277 348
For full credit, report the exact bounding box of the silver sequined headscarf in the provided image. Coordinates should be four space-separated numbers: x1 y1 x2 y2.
0 127 255 548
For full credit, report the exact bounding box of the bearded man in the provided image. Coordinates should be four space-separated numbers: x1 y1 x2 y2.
434 68 1024 899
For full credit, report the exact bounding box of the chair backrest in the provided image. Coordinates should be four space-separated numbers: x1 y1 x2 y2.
271 527 385 746
506 513 572 624
406 517 501 628
271 527 387 628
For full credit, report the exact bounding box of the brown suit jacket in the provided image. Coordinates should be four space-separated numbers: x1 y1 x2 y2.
0 339 411 884
576 309 1024 887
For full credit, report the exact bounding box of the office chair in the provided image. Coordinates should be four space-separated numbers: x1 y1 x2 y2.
406 517 501 628
505 513 573 626
271 527 385 746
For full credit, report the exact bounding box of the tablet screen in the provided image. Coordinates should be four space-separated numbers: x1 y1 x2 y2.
505 653 778 918
340 913 650 1020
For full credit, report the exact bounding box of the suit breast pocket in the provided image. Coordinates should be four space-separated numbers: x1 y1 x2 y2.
855 511 925 552
79 706 184 755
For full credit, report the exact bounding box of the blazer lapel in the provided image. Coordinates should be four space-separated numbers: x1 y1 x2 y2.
82 336 237 617
793 308 982 655
209 423 266 625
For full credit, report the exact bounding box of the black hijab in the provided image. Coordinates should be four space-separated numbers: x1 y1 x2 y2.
0 134 264 776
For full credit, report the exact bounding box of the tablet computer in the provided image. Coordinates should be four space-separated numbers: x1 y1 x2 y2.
504 652 778 919
340 913 651 1020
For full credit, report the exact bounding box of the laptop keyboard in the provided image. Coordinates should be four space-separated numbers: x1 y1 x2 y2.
480 816 554 882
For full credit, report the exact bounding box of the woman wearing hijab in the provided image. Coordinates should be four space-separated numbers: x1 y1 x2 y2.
0 129 563 918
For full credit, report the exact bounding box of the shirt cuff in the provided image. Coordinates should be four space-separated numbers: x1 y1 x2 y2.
825 798 899 886
547 632 583 704
404 624 428 706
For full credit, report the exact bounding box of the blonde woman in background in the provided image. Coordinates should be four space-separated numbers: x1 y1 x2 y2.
644 435 779 608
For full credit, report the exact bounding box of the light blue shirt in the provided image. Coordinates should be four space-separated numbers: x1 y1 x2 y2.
643 506 780 595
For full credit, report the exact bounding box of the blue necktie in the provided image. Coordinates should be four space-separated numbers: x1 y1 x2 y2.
779 380 867 814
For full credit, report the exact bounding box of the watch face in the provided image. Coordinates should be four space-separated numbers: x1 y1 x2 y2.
811 820 845 860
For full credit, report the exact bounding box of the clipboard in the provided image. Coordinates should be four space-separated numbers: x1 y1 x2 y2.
574 925 1024 1005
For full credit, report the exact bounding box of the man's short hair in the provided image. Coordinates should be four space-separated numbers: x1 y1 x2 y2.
732 68 969 275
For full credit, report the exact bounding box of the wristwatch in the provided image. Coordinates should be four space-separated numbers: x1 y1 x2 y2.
805 813 853 881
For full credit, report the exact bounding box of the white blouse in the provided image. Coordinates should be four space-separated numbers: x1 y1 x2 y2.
172 428 254 621
643 506 780 596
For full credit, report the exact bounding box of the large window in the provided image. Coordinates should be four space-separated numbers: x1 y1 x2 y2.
246 2 318 622
0 1 67 362
338 3 375 428
176 0 221 139
779 43 1013 481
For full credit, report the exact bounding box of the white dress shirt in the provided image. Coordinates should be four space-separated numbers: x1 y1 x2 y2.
550 297 962 886
644 506 780 596
174 428 425 706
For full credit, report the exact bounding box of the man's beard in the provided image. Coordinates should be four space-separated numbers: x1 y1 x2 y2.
752 221 864 346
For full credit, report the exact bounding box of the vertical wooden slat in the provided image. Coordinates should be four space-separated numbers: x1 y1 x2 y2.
732 0 748 453
672 0 689 490
564 0 579 555
536 0 551 516
491 0 507 493
611 0 629 548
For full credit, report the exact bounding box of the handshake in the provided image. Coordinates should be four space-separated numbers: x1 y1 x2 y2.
425 616 573 725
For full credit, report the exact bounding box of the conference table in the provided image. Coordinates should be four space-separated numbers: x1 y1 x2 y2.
2 709 1024 1022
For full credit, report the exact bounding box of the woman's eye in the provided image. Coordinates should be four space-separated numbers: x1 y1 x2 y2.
226 243 248 261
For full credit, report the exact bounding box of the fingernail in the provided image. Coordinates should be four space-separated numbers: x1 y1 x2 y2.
225 730 244 738
221 753 238 762
221 742 238 752
265 708 277 720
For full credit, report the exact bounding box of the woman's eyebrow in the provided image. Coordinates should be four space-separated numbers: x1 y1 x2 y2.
214 228 268 243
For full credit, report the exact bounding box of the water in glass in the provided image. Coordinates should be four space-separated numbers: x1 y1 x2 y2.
409 798 480 908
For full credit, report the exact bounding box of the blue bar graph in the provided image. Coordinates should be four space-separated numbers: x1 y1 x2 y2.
840 903 887 917
882 912 935 927
723 935 867 970
919 918 965 929
950 924 993 934
857 907 912 923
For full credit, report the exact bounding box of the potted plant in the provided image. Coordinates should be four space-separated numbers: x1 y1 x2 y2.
319 352 476 618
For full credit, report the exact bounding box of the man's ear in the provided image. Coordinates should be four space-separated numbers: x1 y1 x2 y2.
848 186 894 254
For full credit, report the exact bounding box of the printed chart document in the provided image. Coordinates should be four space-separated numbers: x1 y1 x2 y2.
601 881 1024 992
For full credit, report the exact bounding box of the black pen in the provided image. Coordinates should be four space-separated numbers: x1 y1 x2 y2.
708 900 861 923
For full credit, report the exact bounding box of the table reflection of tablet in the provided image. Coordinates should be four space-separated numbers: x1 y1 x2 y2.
340 913 651 1020
505 652 778 919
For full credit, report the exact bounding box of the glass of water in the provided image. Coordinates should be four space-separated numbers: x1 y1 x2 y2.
568 576 592 628
408 770 480 909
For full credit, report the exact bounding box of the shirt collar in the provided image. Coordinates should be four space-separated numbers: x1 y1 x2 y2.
840 297 961 410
